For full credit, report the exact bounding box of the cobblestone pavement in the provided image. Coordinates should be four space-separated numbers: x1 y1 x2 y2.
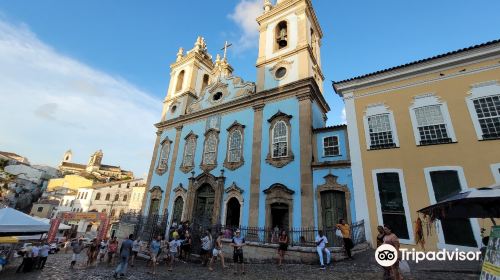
1 251 480 280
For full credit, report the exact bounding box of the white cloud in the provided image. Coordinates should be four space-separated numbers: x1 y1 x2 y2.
340 107 347 124
0 18 162 177
228 0 261 53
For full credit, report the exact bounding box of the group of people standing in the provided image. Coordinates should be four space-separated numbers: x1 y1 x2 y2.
15 242 50 273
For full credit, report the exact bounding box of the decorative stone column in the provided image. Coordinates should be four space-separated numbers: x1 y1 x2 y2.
297 93 314 228
212 169 226 225
248 103 265 227
184 172 196 222
162 125 183 217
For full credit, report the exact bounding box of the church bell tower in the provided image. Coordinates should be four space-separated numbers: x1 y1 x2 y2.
256 0 324 92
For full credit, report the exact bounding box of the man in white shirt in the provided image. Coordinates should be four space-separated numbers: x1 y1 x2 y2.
315 230 331 269
32 244 40 269
38 242 50 269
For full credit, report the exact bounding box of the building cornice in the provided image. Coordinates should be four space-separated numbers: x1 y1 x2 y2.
170 51 214 71
155 78 329 130
333 40 500 95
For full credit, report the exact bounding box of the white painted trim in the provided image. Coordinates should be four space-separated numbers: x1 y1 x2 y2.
344 92 372 243
408 93 457 144
371 168 414 244
465 81 500 140
321 135 340 157
490 163 500 183
271 120 288 158
423 166 482 250
363 104 399 149
221 192 244 226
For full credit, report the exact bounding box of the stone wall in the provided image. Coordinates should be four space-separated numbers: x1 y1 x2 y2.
218 239 370 264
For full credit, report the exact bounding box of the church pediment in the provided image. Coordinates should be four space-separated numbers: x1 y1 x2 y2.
172 183 187 194
225 182 244 194
263 183 295 195
187 75 255 112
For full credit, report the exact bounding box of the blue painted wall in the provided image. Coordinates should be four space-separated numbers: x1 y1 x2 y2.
258 97 302 228
312 100 325 129
315 129 348 163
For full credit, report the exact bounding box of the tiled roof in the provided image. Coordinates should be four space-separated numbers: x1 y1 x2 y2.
313 124 347 132
333 39 500 85
60 162 86 169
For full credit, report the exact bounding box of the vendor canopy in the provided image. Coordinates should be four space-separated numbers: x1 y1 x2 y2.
418 184 500 223
0 207 50 236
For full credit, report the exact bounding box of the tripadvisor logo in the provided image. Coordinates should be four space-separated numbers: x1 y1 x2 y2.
375 244 482 266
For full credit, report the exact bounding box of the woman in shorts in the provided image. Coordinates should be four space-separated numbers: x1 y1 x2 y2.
208 232 226 271
277 229 289 267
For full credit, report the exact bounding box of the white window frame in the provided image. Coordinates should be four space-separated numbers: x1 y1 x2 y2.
183 137 196 167
423 166 481 251
409 93 456 145
490 163 500 183
322 136 340 157
157 138 171 172
465 81 500 140
363 104 400 150
272 120 288 158
371 169 414 244
202 133 218 165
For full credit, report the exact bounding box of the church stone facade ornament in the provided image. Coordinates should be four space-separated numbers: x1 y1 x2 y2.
180 131 198 174
155 136 173 176
200 129 220 173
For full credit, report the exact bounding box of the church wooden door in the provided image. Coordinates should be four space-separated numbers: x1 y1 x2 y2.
321 190 347 242
193 184 215 226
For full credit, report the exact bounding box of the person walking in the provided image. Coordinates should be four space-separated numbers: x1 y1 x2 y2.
168 234 181 272
200 229 212 266
277 229 289 267
149 235 161 275
209 232 226 271
130 238 141 267
113 234 134 279
70 239 84 269
107 237 118 265
315 230 331 270
231 229 246 275
98 239 108 263
383 224 402 280
336 219 354 259
38 242 50 270
87 239 98 267
31 243 40 270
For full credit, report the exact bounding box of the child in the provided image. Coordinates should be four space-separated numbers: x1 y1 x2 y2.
209 232 226 271
168 235 181 272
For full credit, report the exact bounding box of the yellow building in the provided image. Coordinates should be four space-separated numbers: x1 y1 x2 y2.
47 174 93 191
334 39 500 251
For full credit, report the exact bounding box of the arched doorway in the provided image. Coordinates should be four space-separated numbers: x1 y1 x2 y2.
225 197 240 227
172 196 184 224
193 183 215 226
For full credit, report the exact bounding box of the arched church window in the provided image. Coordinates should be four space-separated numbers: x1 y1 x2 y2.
275 21 288 50
201 74 210 92
105 193 110 201
224 121 245 170
114 194 119 201
156 137 172 175
176 70 185 92
272 121 288 158
123 195 128 202
180 132 198 173
266 111 294 168
95 192 101 200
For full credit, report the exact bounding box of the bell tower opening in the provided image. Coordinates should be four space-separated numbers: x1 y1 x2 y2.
275 21 288 50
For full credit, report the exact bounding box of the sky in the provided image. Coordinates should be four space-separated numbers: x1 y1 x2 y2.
0 0 499 176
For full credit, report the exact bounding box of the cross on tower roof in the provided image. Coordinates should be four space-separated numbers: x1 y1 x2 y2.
221 41 232 60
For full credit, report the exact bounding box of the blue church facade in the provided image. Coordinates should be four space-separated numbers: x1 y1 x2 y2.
142 0 356 233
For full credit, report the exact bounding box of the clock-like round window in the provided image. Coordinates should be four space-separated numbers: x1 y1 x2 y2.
213 92 223 101
275 67 287 79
